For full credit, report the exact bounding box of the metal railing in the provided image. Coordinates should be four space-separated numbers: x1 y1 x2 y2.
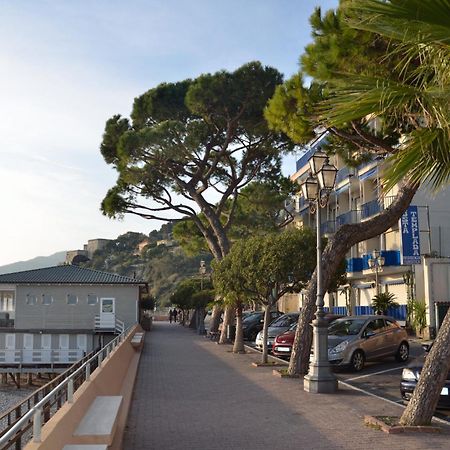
0 349 84 365
0 326 134 449
94 315 125 334
336 210 360 226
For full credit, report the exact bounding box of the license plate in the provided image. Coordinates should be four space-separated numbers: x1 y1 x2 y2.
441 387 449 395
276 347 290 352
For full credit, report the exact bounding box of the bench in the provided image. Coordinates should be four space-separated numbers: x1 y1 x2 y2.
63 446 108 450
73 396 122 445
131 332 144 348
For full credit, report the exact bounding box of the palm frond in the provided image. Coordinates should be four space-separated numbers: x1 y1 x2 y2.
383 128 450 191
344 0 450 45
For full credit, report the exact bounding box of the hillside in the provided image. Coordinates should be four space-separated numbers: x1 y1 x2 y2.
0 251 66 274
82 224 212 306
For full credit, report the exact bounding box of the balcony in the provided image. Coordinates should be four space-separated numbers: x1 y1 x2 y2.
335 167 351 184
295 147 315 172
346 257 363 273
347 250 401 273
0 312 14 328
320 220 336 235
336 210 360 226
361 199 381 219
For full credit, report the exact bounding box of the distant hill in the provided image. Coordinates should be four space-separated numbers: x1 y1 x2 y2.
0 251 66 274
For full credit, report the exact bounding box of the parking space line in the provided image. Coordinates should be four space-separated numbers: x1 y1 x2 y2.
344 366 404 382
339 380 450 425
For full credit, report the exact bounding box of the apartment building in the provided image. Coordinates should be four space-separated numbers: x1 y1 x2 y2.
283 131 450 338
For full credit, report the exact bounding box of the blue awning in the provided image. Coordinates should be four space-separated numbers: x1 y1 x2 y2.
359 167 377 181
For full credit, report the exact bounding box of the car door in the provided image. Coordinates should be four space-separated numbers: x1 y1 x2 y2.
360 319 387 359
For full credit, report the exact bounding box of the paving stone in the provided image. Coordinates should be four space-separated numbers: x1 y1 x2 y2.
123 322 450 450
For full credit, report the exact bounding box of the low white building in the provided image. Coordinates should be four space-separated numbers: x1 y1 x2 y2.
0 265 146 368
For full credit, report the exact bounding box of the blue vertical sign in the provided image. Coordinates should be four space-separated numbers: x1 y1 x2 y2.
400 206 421 264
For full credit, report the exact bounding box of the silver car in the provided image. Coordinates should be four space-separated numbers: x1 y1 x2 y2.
327 315 409 371
255 312 299 351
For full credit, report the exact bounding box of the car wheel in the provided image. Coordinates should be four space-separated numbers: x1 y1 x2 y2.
395 342 409 362
350 350 365 372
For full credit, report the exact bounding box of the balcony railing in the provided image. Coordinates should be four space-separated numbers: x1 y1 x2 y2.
320 220 336 235
335 167 350 184
336 210 360 226
361 199 381 219
347 250 401 272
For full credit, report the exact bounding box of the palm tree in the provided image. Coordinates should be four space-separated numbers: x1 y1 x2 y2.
371 292 399 315
324 0 450 427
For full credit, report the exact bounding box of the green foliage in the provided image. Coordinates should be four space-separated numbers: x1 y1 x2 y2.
410 299 428 334
139 294 155 311
371 292 399 314
171 278 214 310
213 228 317 306
100 61 291 260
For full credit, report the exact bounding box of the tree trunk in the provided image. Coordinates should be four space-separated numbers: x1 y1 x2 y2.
198 306 206 334
288 181 418 376
261 305 271 364
233 303 245 353
189 309 198 329
218 305 233 344
400 307 450 425
209 304 223 333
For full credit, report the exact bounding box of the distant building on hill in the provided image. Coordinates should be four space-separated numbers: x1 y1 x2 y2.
66 238 112 264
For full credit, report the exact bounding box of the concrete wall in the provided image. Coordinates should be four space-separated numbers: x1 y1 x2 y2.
15 284 139 330
25 325 143 450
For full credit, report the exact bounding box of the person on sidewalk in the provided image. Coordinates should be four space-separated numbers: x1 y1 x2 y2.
173 309 178 323
169 309 173 323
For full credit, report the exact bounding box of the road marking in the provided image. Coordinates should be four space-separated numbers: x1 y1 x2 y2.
344 366 404 381
338 380 450 425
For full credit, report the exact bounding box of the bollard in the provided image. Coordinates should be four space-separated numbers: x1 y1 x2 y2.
33 408 42 443
67 378 74 403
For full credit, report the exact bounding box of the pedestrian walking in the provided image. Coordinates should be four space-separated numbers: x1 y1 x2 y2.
173 309 178 323
169 309 173 324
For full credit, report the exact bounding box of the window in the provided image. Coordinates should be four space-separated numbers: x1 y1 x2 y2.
0 292 15 311
87 294 98 305
42 294 53 306
67 294 78 305
26 294 38 305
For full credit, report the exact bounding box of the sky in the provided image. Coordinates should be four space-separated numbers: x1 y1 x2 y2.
0 0 339 266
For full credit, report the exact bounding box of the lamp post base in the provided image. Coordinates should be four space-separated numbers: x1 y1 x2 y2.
304 373 338 394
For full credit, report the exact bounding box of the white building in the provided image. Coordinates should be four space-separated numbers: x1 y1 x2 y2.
281 131 450 338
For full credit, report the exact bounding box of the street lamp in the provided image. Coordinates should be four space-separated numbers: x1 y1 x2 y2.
198 260 207 335
302 155 338 394
368 249 385 295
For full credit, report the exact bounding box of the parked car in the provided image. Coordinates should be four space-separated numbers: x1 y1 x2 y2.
272 314 343 359
400 341 450 408
327 315 409 371
242 311 283 341
255 312 300 351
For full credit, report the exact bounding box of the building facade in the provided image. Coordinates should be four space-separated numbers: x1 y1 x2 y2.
286 131 450 337
0 265 146 367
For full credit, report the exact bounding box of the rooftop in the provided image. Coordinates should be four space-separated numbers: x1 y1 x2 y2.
0 265 145 285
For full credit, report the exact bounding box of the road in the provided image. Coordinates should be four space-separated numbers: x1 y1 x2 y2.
247 339 450 423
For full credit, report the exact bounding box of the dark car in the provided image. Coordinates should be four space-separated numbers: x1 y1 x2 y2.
272 314 343 359
400 342 450 408
242 311 283 341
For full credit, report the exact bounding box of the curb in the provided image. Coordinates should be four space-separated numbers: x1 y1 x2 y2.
364 415 441 434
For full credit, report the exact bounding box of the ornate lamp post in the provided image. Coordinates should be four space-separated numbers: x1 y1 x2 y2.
368 249 385 295
302 154 338 394
198 260 207 335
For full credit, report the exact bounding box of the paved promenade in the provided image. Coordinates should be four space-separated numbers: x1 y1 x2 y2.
123 322 449 449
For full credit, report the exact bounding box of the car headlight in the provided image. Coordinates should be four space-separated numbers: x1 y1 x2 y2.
402 368 417 381
329 340 349 355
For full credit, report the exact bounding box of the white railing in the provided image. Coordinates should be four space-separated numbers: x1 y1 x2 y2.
0 349 85 365
0 326 134 449
94 315 125 334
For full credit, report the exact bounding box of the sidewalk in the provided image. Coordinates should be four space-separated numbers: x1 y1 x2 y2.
123 322 449 450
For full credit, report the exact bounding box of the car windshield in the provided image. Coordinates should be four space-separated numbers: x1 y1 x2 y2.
288 323 297 331
243 313 261 323
270 314 298 327
328 318 366 336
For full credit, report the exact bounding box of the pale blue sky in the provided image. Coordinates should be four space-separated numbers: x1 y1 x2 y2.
0 0 338 266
